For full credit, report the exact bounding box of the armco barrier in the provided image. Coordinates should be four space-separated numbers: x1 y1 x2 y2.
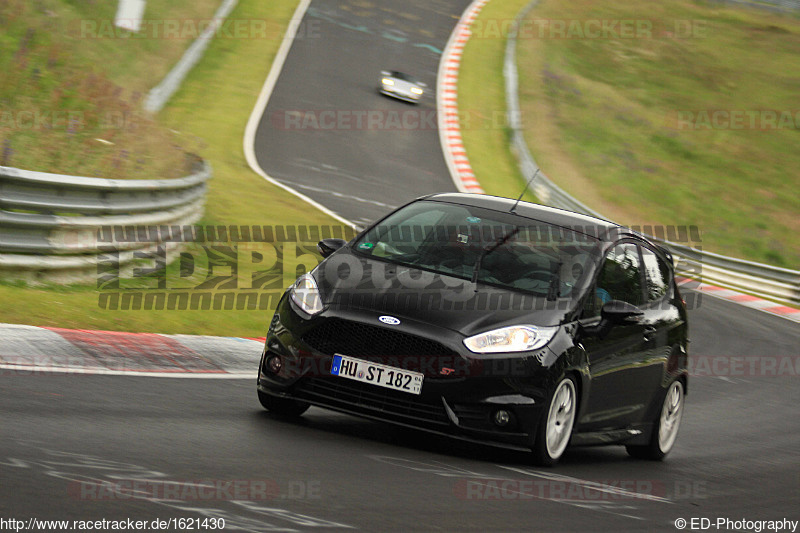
503 1 800 306
144 0 240 113
722 0 800 12
0 0 231 281
0 160 211 283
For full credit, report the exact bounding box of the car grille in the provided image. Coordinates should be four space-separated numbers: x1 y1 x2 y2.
301 318 459 359
293 377 450 427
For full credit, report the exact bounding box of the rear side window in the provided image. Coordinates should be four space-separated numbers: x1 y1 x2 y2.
641 247 672 302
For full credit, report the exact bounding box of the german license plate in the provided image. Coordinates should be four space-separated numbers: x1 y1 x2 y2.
330 354 423 395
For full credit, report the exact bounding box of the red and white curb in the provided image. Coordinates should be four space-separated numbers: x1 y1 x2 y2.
677 279 800 322
0 323 264 378
437 0 489 194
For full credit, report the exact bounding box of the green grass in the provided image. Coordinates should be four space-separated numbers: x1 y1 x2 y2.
0 0 219 178
458 0 799 268
512 0 800 267
0 0 343 336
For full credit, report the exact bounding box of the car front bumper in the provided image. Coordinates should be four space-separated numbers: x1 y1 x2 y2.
257 294 556 451
379 86 422 102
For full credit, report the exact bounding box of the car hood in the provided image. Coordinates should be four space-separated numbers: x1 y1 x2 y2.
314 249 578 337
388 79 418 94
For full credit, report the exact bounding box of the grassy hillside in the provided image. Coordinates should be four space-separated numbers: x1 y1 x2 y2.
0 0 219 178
460 0 799 268
0 0 343 336
515 0 800 267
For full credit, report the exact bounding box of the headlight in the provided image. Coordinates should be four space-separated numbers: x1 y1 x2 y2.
290 274 323 315
382 78 394 86
463 325 558 354
410 87 423 95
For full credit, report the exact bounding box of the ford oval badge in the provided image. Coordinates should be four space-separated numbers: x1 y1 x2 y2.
379 315 401 325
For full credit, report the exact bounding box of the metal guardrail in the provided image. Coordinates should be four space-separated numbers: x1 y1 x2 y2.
0 0 230 281
720 0 800 12
144 0 240 113
668 245 800 304
504 1 800 306
0 161 211 282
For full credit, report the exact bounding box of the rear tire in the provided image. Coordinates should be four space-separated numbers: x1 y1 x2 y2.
258 390 310 417
626 379 684 460
532 376 577 466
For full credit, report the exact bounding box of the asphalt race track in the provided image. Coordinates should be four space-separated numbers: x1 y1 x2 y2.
252 0 469 227
2 0 798 531
2 295 798 531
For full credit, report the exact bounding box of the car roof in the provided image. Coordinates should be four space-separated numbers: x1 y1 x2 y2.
421 192 643 243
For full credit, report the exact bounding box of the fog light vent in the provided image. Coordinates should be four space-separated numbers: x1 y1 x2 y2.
493 410 511 427
268 356 282 373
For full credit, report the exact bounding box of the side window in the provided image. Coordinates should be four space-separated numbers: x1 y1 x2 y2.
585 243 644 318
641 247 672 302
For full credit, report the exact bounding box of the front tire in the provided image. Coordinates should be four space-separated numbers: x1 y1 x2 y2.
258 390 310 417
626 379 684 460
532 376 577 466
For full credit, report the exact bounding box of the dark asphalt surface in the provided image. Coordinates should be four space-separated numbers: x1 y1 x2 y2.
2 0 798 531
1 295 798 531
253 0 469 227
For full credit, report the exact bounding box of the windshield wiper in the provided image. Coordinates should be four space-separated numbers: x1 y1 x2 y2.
472 226 520 287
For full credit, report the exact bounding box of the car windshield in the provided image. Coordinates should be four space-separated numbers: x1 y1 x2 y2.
353 200 602 299
390 71 417 83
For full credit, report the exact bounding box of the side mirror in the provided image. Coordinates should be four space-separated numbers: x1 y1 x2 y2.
601 300 644 324
317 238 347 258
581 300 643 339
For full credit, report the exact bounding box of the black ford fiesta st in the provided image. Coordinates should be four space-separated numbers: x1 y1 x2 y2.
257 193 688 465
